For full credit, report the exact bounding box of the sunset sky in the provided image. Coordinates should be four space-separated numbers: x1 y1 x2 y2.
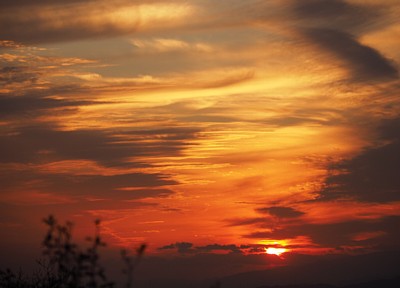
1 0 400 284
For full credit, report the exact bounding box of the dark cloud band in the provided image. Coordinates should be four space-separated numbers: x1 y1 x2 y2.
302 28 398 82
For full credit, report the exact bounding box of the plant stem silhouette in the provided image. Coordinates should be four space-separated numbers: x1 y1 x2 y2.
0 215 146 288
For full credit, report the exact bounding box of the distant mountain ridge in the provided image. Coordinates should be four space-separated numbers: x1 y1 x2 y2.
257 276 400 288
133 251 400 288
257 284 334 288
221 251 400 288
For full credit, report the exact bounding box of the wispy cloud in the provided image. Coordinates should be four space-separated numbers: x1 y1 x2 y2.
256 206 305 218
302 28 398 82
0 1 195 43
131 38 213 53
319 117 400 203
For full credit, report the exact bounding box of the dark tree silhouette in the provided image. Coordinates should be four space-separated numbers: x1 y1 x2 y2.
0 215 146 288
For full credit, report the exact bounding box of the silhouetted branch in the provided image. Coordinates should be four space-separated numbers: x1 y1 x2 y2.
0 215 146 288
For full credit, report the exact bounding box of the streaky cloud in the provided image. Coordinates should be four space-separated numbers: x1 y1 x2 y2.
0 94 94 119
0 167 176 200
256 206 305 218
318 118 400 203
302 28 398 82
0 125 199 166
244 215 400 249
158 242 194 254
294 0 356 18
0 0 93 8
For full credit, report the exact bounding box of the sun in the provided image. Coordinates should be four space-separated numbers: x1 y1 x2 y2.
265 247 287 256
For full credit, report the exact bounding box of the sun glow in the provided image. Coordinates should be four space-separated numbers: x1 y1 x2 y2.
265 247 287 256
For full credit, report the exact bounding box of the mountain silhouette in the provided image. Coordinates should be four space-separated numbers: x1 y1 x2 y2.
257 276 400 288
220 251 400 288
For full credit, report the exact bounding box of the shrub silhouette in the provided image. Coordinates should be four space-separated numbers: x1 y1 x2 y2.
0 215 146 288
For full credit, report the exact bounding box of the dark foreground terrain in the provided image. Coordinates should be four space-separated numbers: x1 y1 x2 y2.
257 276 400 288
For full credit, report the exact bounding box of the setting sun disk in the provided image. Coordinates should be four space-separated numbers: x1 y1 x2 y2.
265 247 287 256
